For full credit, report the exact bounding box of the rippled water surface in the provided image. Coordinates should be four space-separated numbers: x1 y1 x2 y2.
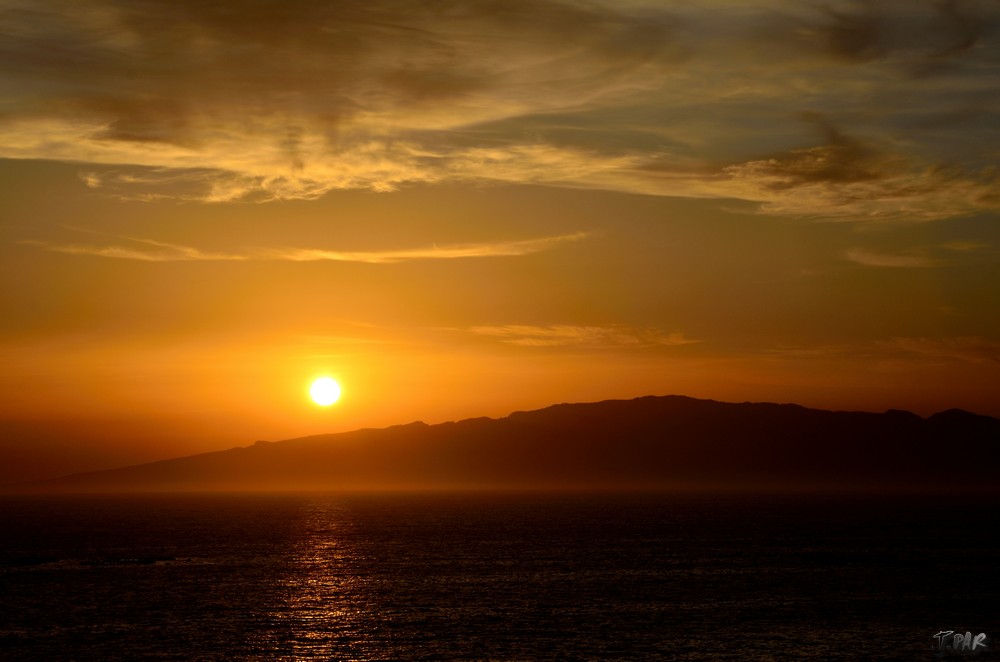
1 492 997 660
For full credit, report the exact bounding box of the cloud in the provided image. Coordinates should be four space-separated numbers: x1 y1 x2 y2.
844 237 998 267
794 0 990 65
712 135 998 222
23 231 588 263
20 236 247 262
844 248 940 268
881 336 1000 364
1 0 998 219
766 336 1000 364
941 240 988 252
470 324 700 348
263 233 589 263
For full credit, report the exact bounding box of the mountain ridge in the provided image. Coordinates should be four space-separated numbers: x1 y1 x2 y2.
14 395 1000 493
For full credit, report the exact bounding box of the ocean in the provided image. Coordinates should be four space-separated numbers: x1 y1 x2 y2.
1 491 996 660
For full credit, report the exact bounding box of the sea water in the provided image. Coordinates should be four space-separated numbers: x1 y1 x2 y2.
1 491 997 660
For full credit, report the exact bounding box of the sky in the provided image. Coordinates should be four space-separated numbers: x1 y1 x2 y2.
2 0 999 483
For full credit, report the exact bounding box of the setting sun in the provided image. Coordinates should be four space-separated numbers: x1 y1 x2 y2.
309 377 341 406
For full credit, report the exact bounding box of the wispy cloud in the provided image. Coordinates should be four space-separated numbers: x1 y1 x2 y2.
264 233 589 263
942 240 988 252
20 236 247 262
881 336 1000 364
1 1 998 220
844 248 940 268
23 232 588 263
766 336 1000 364
470 324 700 349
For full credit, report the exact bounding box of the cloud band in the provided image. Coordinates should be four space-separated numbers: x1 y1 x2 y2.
23 232 590 263
1 0 998 220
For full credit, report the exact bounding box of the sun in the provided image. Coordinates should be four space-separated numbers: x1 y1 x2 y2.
309 377 341 406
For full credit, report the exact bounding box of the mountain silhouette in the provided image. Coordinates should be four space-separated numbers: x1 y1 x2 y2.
19 395 1000 493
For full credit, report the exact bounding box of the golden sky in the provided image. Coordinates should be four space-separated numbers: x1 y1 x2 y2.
2 0 999 481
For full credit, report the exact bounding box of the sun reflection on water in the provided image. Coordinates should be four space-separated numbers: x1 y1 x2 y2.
259 498 388 661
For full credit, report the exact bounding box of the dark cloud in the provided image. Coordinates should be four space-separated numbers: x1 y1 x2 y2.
802 0 993 65
750 114 885 190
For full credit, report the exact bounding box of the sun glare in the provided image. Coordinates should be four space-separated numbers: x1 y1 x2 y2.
309 377 341 406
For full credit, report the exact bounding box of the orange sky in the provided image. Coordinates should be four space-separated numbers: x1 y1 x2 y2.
2 0 999 483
